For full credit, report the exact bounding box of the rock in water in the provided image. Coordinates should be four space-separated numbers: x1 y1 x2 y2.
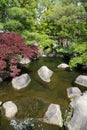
20 57 31 64
67 87 82 99
3 101 18 119
10 119 33 130
68 91 87 130
75 75 87 87
57 63 69 69
37 66 53 82
43 103 63 127
12 73 31 90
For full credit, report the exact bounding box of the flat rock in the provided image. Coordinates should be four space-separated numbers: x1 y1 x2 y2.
2 101 18 119
12 73 31 90
43 103 63 127
38 66 53 82
75 75 87 87
67 87 82 98
57 63 69 69
68 91 87 130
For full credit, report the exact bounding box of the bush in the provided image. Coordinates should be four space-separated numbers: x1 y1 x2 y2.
0 23 3 30
4 20 23 32
69 43 87 69
39 39 54 50
0 32 40 77
22 31 54 50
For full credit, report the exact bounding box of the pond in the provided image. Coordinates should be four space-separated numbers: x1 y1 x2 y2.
0 57 85 130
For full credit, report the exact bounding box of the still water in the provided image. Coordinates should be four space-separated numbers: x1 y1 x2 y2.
0 57 84 130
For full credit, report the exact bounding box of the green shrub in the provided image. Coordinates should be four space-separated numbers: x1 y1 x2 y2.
0 23 3 30
4 20 23 32
69 42 87 69
72 42 87 54
22 31 54 50
40 39 54 50
69 57 82 69
56 44 73 55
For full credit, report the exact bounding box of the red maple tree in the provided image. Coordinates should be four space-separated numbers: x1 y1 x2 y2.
0 32 40 78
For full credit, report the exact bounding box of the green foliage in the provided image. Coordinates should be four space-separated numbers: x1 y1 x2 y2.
81 52 87 65
0 0 87 71
69 52 87 69
72 43 87 54
56 43 74 55
22 31 48 44
69 42 87 69
0 0 38 32
7 7 29 19
0 23 3 30
56 46 64 54
39 39 54 49
4 20 23 31
63 48 73 55
60 0 78 5
39 3 87 42
69 56 82 69
22 30 54 49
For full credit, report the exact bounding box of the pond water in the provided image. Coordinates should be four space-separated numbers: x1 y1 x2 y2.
0 57 85 130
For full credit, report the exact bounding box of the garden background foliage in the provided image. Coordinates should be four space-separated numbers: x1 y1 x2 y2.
0 0 87 73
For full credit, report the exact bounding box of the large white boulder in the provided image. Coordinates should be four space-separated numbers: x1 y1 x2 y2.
20 57 31 64
37 66 53 82
75 75 87 87
43 104 63 127
67 87 82 99
12 73 31 90
57 63 69 69
68 91 87 130
3 101 18 119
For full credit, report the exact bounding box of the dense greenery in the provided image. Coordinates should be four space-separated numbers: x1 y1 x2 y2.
69 42 87 69
0 0 87 70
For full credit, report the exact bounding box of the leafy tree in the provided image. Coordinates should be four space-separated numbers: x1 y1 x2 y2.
0 32 40 77
39 4 86 40
60 0 79 5
0 0 38 32
22 31 54 50
37 0 87 70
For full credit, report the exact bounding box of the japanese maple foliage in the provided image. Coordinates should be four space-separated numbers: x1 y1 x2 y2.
0 32 40 77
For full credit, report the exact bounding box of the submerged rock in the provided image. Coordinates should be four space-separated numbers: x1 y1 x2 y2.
2 101 18 119
38 66 53 82
43 103 63 127
12 73 31 90
68 91 87 130
75 75 87 87
67 87 82 99
57 63 69 69
10 119 33 130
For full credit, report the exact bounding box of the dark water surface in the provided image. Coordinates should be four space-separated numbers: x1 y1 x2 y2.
0 57 84 130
